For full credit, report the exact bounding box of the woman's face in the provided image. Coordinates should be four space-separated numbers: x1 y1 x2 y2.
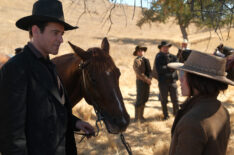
179 70 190 96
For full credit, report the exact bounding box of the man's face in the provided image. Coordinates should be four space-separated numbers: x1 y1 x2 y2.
160 46 169 53
34 22 64 57
182 43 187 49
137 50 144 57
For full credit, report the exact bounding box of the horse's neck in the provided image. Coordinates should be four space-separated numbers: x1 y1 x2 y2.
70 83 83 107
66 67 84 108
53 54 84 107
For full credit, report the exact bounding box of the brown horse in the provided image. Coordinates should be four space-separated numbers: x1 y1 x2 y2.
52 38 130 134
0 53 10 69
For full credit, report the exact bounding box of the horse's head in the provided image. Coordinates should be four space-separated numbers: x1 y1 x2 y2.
68 38 130 134
214 44 234 57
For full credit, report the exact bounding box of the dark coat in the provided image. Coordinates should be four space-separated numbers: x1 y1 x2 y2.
169 95 230 155
0 45 79 155
155 52 178 83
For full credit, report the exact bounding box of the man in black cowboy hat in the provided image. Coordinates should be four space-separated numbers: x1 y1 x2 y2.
154 41 179 120
133 45 152 122
0 0 94 155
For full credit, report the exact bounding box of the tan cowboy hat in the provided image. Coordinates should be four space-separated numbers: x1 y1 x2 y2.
168 50 234 86
158 41 172 49
16 0 78 31
133 45 147 56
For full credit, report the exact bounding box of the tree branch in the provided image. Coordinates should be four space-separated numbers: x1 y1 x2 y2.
76 0 89 25
101 0 117 34
106 2 116 34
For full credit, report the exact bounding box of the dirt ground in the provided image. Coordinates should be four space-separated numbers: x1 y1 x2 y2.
0 0 234 154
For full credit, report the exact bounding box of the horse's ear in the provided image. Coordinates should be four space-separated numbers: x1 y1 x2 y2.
101 37 110 54
68 41 91 60
218 44 224 49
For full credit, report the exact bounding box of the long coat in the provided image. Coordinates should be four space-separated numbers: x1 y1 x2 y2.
0 45 79 155
169 95 230 155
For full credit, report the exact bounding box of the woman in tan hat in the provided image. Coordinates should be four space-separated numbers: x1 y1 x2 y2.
133 45 152 122
168 50 233 155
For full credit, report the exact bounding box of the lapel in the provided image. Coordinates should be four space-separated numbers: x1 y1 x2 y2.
24 46 64 106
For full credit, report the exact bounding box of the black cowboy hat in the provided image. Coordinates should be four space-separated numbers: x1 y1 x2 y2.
16 0 78 31
158 41 172 49
133 45 147 56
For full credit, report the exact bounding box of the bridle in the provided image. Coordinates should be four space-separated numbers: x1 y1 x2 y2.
75 60 132 155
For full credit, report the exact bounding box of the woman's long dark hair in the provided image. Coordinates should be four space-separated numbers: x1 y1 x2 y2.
186 72 228 97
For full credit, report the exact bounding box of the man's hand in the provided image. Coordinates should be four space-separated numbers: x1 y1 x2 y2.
75 120 95 138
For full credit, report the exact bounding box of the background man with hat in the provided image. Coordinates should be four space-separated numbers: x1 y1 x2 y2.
181 39 189 50
0 0 94 155
133 45 152 122
176 39 191 63
154 41 179 120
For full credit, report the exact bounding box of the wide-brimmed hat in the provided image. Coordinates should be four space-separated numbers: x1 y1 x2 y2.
168 50 234 85
16 0 78 31
133 45 147 56
158 41 172 49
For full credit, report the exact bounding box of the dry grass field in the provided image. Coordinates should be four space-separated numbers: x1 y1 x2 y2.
0 0 234 154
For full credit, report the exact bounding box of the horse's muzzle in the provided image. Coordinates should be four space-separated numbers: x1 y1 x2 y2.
104 113 130 134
